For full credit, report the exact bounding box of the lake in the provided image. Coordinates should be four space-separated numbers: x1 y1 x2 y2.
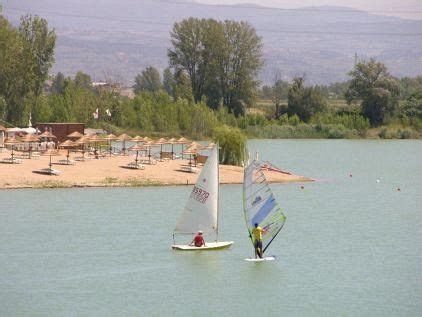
0 140 421 316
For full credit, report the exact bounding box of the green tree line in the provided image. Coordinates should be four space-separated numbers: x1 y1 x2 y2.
1 12 421 141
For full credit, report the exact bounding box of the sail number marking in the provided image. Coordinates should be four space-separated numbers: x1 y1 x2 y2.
190 186 209 204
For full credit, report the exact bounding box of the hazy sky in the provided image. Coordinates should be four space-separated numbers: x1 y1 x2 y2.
195 0 422 19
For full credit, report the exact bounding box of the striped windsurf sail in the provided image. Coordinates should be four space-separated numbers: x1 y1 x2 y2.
243 160 286 252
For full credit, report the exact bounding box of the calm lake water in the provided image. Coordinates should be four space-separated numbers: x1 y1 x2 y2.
0 140 421 316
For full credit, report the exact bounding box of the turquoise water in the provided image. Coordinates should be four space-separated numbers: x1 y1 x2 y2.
0 140 421 316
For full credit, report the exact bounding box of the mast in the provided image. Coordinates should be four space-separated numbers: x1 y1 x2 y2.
216 142 220 242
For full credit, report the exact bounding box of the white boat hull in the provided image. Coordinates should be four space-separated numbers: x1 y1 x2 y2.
172 241 233 251
244 256 276 262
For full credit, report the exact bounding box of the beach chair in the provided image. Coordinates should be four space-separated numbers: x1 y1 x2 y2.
124 162 145 170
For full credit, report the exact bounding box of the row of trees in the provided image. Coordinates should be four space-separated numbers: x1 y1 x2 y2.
1 11 421 141
257 60 421 127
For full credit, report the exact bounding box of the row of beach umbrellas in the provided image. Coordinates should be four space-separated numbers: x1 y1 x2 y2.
3 131 213 164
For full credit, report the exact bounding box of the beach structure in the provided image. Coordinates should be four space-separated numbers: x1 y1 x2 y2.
67 131 84 140
36 123 85 142
126 144 145 169
131 135 144 143
104 134 118 156
20 134 40 159
58 140 77 165
2 137 23 163
177 137 190 159
117 133 132 155
165 138 177 159
154 138 168 157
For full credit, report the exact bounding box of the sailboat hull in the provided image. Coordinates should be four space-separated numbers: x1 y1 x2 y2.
172 241 233 251
244 256 276 262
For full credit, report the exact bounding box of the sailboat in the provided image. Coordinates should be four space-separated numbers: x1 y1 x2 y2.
171 144 233 250
243 158 286 261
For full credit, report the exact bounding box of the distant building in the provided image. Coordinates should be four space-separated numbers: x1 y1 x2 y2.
36 123 85 143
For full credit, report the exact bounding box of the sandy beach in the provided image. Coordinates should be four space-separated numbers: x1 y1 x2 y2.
0 150 312 189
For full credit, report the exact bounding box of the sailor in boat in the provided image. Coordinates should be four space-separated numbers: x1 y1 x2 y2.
189 231 206 247
251 223 264 258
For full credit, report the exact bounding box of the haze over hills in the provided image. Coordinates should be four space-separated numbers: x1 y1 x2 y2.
2 0 422 85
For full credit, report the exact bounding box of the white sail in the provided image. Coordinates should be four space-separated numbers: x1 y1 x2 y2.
174 145 219 234
243 160 286 252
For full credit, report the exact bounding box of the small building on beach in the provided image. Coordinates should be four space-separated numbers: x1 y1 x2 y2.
36 123 85 143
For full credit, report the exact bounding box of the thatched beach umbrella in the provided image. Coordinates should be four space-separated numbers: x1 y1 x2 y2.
74 135 91 159
104 133 117 156
39 130 56 139
182 147 197 166
4 137 22 161
128 144 144 166
20 133 40 159
67 131 84 140
39 130 57 149
154 137 168 154
87 134 104 153
142 140 158 164
188 141 205 150
43 148 60 170
117 133 132 155
58 139 77 164
166 137 177 159
131 135 144 143
177 137 190 159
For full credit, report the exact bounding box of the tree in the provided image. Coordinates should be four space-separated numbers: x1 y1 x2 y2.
51 72 67 94
0 12 23 123
168 18 262 115
287 77 327 122
345 59 400 126
213 125 246 166
163 68 175 96
74 71 92 90
218 20 263 116
173 70 194 103
19 14 56 123
133 66 162 94
272 73 290 118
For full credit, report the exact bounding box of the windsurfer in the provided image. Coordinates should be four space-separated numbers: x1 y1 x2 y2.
251 223 263 258
189 231 206 247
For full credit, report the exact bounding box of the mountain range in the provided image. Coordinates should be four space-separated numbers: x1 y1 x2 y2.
2 0 422 85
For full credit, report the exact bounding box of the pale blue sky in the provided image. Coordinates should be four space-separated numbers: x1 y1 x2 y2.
195 0 422 19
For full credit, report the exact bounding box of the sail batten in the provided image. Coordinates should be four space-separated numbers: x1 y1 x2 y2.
243 160 286 253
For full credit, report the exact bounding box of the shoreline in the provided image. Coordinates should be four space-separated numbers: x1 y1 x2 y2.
0 150 313 190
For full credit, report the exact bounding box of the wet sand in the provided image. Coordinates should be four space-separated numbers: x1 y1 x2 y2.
0 150 312 189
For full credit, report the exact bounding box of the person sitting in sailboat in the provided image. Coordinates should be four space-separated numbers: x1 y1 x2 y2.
189 231 206 247
252 223 263 258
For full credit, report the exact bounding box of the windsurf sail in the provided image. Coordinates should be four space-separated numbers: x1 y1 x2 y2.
174 145 219 235
243 160 286 252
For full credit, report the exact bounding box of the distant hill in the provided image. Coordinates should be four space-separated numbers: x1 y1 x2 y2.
2 0 422 85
